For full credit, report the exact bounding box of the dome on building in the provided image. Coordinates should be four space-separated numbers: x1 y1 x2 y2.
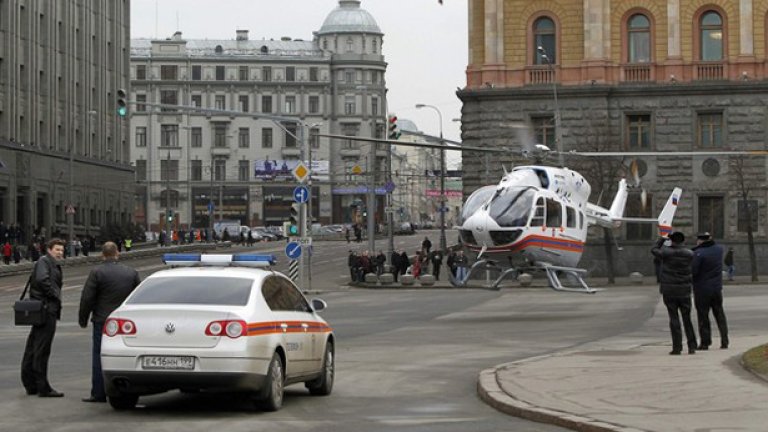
317 0 382 35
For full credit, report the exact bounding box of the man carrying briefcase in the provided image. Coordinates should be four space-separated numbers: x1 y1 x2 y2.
20 238 66 398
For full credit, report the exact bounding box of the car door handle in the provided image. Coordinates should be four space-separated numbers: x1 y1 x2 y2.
280 323 288 332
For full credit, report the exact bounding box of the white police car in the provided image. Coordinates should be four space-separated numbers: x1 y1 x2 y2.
101 254 334 411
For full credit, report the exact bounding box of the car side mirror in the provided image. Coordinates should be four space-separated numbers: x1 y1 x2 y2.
311 298 327 312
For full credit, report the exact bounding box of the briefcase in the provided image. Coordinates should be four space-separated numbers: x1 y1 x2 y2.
13 274 44 326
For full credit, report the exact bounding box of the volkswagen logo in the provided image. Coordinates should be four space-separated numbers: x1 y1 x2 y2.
165 323 176 334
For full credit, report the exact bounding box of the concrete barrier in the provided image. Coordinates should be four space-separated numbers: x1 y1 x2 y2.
418 274 436 286
379 273 394 284
629 272 644 284
364 273 379 284
400 274 415 286
517 273 533 287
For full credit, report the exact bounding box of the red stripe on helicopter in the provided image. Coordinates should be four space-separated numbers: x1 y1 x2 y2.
659 225 672 235
468 235 584 253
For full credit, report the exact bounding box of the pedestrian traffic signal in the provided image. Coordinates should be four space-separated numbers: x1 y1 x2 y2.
388 115 401 140
288 203 301 236
116 88 128 117
166 210 174 222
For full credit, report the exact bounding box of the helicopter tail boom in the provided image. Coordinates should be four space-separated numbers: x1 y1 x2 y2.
608 179 629 220
657 187 682 236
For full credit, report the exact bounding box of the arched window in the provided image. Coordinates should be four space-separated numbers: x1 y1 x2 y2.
700 11 723 61
628 14 650 63
533 17 556 65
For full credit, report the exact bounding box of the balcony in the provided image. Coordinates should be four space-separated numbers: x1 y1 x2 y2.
621 64 652 82
281 147 301 158
340 148 361 158
526 66 554 85
211 147 231 157
695 62 725 81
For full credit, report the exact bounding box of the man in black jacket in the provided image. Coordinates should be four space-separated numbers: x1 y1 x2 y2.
651 232 697 355
21 238 66 397
692 232 729 350
78 242 141 402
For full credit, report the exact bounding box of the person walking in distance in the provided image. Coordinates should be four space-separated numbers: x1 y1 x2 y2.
21 238 66 397
691 233 729 350
724 247 735 281
651 232 698 355
78 242 141 402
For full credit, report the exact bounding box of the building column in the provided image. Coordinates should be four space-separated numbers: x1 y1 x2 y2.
481 0 505 85
667 0 682 58
740 0 754 56
582 0 611 81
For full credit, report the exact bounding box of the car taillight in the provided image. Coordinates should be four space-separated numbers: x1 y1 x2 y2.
104 318 137 337
205 320 246 338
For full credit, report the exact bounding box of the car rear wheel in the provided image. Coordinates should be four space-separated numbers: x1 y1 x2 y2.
306 341 334 396
108 393 139 410
259 352 284 411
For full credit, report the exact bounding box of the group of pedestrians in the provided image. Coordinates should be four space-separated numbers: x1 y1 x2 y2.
20 238 141 401
651 231 729 355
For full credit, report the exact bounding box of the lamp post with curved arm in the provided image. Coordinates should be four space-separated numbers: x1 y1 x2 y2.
415 103 446 251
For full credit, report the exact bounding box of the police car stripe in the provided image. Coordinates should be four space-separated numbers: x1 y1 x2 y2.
246 321 332 336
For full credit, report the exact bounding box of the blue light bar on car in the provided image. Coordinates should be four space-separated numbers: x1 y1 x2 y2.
163 253 276 268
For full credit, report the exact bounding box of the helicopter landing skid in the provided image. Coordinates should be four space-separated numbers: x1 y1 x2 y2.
540 265 597 294
449 260 598 293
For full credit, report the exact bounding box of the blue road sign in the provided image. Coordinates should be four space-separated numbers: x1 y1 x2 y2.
285 241 302 259
207 201 215 214
293 186 310 204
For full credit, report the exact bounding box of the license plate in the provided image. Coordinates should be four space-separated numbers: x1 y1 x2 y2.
141 356 195 370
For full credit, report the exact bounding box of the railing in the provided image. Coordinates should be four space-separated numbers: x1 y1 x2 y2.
622 64 652 82
695 62 725 81
528 67 554 84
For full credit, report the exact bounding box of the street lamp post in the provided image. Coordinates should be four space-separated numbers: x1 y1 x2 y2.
415 103 447 251
537 46 564 167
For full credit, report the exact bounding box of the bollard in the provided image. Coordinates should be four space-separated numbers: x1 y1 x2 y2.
419 274 436 286
400 274 415 286
379 273 394 285
364 273 379 284
629 272 644 284
517 273 533 287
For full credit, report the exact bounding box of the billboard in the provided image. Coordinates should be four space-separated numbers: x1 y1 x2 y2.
253 160 329 181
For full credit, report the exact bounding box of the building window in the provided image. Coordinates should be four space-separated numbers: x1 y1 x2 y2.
191 160 202 181
238 66 248 81
160 159 179 181
534 17 556 64
135 127 147 147
346 37 354 52
625 193 653 240
191 94 202 107
238 95 249 112
371 97 379 117
698 196 724 238
215 65 225 80
626 114 651 150
238 160 249 181
215 95 226 110
191 65 201 80
160 65 178 80
628 14 651 63
532 116 555 148
344 96 356 115
285 96 296 113
309 67 318 82
191 127 202 147
263 66 272 82
262 95 272 113
160 90 178 111
213 124 227 147
135 64 146 80
310 127 320 149
214 159 226 181
159 190 179 208
160 124 178 147
698 112 723 148
238 127 250 148
308 96 320 114
286 66 295 82
345 71 354 83
738 200 759 232
285 123 297 148
135 159 146 181
700 11 723 61
262 128 273 148
373 38 378 53
136 94 147 112
372 70 380 84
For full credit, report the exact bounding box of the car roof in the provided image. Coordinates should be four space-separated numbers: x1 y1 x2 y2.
146 266 282 285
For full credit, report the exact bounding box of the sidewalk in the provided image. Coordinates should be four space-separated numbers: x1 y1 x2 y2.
479 332 768 432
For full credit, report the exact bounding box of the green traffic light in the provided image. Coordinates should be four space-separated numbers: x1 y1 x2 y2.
117 106 128 117
288 225 299 236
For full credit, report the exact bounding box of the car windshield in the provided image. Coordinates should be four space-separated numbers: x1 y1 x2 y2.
127 276 253 306
488 187 535 227
461 185 496 222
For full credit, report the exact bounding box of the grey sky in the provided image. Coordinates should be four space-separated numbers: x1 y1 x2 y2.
130 0 467 166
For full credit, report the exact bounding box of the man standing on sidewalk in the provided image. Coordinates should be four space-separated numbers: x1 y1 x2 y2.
78 241 141 402
651 232 697 355
692 232 729 350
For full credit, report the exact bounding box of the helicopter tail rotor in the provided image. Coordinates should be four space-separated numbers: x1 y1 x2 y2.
629 159 648 210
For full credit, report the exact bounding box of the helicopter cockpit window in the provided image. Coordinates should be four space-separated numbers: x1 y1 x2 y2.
460 185 496 222
566 206 576 228
530 197 545 227
534 169 550 188
546 199 562 227
488 187 535 227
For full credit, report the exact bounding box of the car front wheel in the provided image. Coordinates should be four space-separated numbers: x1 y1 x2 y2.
306 341 334 396
259 352 284 411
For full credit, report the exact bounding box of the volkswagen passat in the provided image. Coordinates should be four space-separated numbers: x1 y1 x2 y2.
101 254 334 411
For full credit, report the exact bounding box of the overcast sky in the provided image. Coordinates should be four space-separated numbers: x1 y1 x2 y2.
130 0 467 166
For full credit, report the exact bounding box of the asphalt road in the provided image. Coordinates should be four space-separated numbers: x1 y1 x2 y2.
0 230 661 432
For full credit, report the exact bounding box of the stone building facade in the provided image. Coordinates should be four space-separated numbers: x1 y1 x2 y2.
0 1 134 243
130 0 391 231
459 0 768 275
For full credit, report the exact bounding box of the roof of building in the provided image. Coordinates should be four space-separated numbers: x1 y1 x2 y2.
131 38 326 59
316 0 382 36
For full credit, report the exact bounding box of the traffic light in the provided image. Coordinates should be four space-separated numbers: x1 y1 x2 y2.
287 203 301 237
166 209 174 222
116 88 128 117
388 115 401 140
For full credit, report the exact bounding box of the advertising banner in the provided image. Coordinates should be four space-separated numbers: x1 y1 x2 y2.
254 160 329 181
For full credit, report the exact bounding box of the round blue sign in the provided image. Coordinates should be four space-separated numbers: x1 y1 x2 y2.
293 186 310 204
285 241 302 260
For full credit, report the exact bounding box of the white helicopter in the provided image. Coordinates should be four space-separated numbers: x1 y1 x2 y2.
454 145 681 292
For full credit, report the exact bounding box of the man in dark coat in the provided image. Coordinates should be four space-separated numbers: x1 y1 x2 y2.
651 232 697 355
691 232 729 350
21 238 66 397
347 250 358 282
421 237 432 255
430 250 444 280
78 242 141 402
390 250 401 282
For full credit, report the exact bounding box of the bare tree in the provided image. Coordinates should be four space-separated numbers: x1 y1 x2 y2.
729 156 759 282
